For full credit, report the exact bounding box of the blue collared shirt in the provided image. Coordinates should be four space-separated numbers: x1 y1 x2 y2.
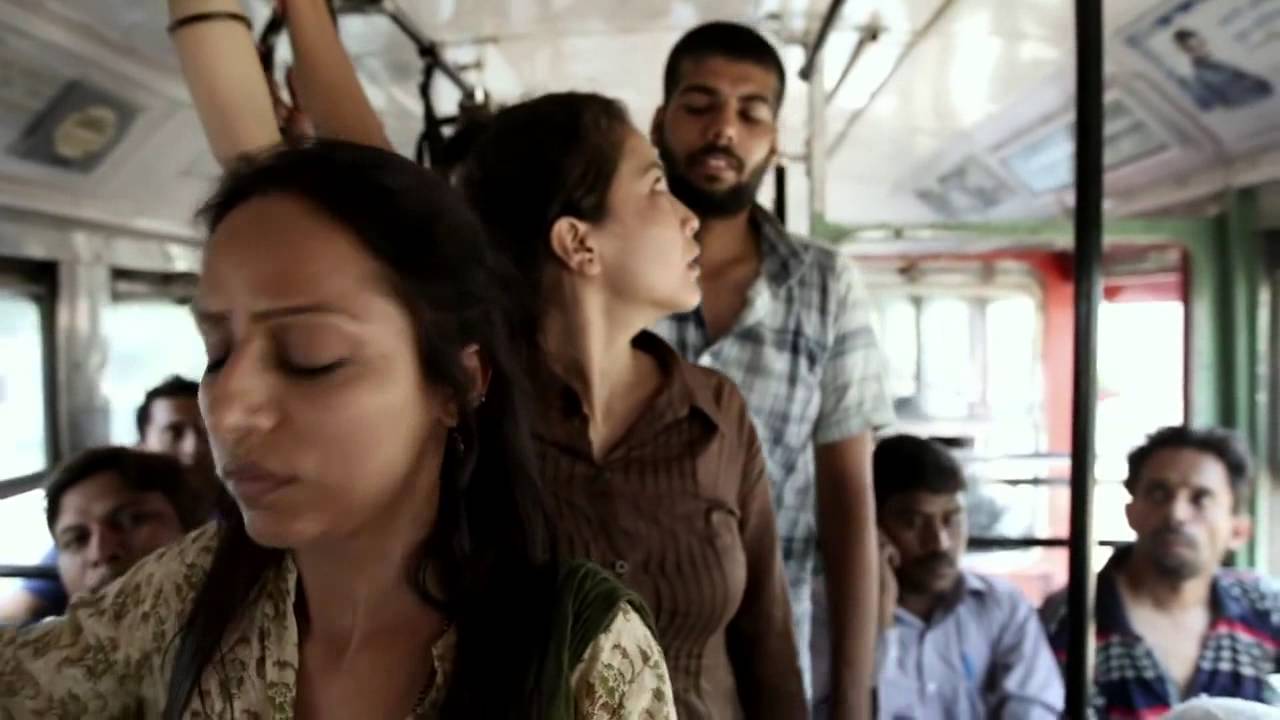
653 205 894 692
1045 546 1280 718
866 571 1063 720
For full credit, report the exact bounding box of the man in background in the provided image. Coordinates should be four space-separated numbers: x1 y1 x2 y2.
0 375 213 623
845 435 1061 719
1045 426 1280 716
45 446 201 601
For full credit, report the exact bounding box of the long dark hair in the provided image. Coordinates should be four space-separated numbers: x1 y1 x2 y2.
456 92 631 357
164 141 554 718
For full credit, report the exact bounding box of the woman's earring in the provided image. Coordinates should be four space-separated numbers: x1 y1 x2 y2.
452 430 465 454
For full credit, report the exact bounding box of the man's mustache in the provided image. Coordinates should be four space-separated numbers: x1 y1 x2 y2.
1150 526 1198 547
907 552 956 573
687 146 744 173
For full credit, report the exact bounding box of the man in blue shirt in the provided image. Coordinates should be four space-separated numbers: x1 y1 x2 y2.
1045 426 1280 716
824 434 1062 719
0 376 212 624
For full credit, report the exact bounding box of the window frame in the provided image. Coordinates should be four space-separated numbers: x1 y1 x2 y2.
865 261 1046 435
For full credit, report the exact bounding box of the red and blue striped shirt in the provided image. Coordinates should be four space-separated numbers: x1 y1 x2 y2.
1045 547 1280 718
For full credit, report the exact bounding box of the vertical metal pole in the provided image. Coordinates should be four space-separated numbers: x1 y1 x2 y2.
1066 0 1104 716
774 164 788 226
807 45 827 223
55 257 111 458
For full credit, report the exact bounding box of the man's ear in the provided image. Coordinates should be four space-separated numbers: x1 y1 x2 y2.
549 216 600 276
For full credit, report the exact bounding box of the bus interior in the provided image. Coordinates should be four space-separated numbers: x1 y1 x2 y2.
0 0 1279 705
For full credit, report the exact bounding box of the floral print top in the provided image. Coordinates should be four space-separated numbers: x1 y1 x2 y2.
0 524 675 719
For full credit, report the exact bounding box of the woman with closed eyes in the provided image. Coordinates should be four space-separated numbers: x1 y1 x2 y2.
162 0 806 716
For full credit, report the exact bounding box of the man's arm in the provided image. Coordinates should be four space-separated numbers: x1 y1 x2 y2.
0 547 63 626
0 589 46 627
816 434 877 719
812 257 895 718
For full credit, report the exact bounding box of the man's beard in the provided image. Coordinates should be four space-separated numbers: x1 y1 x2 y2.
659 140 770 219
1141 527 1204 581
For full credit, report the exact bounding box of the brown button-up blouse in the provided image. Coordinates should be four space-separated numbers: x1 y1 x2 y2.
534 331 806 720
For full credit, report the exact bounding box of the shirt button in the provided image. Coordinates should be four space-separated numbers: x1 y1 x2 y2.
612 560 630 576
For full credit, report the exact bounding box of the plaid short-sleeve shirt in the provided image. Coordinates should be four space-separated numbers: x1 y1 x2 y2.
652 205 894 689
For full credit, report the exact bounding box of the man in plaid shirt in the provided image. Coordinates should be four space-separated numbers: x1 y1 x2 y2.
650 21 894 717
1044 426 1280 717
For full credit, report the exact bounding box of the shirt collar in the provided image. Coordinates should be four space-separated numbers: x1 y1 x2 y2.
1095 545 1245 636
892 571 988 628
750 204 809 291
533 331 721 447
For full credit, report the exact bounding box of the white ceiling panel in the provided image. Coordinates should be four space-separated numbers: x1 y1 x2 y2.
0 0 1272 233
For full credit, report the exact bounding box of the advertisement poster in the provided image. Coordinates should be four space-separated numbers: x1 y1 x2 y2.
1120 0 1280 150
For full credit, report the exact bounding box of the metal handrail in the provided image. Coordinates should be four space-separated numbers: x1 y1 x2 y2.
969 537 1127 551
0 565 56 580
257 0 487 167
799 0 846 81
0 471 46 501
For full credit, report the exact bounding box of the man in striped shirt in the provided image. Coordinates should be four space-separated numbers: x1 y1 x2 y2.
1044 426 1280 717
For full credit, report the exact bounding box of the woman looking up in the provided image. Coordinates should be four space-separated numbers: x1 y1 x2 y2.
166 1 805 715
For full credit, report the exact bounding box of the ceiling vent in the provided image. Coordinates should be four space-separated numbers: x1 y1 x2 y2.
998 94 1175 195
913 156 1018 218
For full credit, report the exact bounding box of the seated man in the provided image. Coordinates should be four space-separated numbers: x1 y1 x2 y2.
1044 426 1280 716
45 446 202 601
872 435 1063 719
0 376 213 624
133 375 217 507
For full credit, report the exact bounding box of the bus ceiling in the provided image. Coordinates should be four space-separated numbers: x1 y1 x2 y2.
0 0 1277 236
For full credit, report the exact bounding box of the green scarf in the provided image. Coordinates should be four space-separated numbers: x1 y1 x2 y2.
534 560 656 719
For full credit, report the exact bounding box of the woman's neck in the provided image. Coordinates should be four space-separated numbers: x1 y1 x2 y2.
540 287 661 460
292 446 445 650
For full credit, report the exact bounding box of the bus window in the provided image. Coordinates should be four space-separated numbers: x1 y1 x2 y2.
919 297 977 419
872 297 919 400
0 292 48 478
0 288 52 593
1096 299 1186 478
984 295 1043 455
103 289 205 446
1093 298 1187 544
872 278 1044 455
